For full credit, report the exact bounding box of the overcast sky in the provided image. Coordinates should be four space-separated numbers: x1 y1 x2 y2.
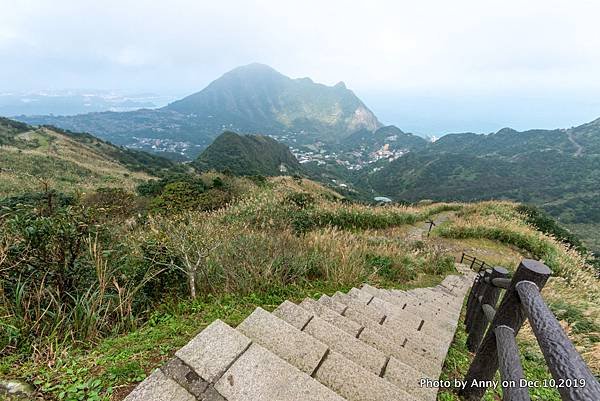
1 0 600 134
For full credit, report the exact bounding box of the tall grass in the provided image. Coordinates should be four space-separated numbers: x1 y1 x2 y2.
1 177 462 362
436 201 599 300
0 236 162 360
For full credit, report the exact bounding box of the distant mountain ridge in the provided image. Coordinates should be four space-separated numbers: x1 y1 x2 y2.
17 64 382 158
194 131 302 176
360 119 600 252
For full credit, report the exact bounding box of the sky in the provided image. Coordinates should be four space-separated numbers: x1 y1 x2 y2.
1 0 600 135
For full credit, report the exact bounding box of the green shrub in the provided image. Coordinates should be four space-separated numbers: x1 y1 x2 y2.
284 192 315 209
83 187 144 221
136 173 205 197
150 181 205 213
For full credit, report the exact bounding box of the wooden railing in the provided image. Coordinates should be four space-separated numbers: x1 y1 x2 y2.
460 253 494 273
459 258 600 401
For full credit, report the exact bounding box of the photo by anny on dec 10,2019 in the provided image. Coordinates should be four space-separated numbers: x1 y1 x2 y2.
1 1 599 400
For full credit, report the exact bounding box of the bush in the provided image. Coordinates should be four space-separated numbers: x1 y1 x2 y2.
150 181 206 213
83 187 145 221
136 174 205 197
284 191 315 209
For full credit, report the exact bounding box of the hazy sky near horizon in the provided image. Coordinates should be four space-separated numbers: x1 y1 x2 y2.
2 0 600 134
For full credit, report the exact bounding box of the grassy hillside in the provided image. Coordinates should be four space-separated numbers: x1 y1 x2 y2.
363 121 600 253
0 120 173 196
193 131 302 176
1 169 597 400
1 118 598 400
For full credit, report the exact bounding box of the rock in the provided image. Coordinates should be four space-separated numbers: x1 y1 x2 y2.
0 380 35 399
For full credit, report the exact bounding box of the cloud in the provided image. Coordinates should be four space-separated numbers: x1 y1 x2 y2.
0 0 599 130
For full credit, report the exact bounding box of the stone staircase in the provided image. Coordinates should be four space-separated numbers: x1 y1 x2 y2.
125 265 476 401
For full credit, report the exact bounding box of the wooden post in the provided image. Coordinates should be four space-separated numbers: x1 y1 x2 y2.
517 282 600 401
495 325 530 401
459 259 551 401
466 269 489 333
466 270 485 332
465 272 480 330
466 266 508 352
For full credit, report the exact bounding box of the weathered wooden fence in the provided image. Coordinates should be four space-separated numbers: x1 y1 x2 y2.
460 253 493 273
459 255 600 401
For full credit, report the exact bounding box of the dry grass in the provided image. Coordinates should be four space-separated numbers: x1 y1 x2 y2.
434 201 600 373
0 128 153 197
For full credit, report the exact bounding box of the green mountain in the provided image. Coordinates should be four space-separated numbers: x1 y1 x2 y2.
193 131 302 176
361 119 600 252
0 117 172 196
341 125 427 152
18 64 381 158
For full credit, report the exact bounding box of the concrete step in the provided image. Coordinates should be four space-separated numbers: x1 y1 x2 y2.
124 369 196 401
126 319 346 401
323 294 448 367
331 291 386 323
313 351 419 401
384 357 438 401
335 292 445 342
366 296 456 345
124 275 471 401
238 306 417 401
348 287 455 333
215 343 347 401
361 285 457 332
310 297 441 377
175 319 251 384
362 284 455 316
364 284 457 318
404 289 463 320
299 297 362 337
330 291 450 359
236 307 327 375
407 286 464 307
358 325 442 378
273 301 387 375
401 289 463 317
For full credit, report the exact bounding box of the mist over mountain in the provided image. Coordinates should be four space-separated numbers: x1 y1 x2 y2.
18 64 381 158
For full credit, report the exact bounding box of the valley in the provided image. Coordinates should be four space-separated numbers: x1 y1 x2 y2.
11 65 600 256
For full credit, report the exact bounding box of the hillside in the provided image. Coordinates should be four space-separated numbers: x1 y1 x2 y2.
194 131 302 176
1 173 597 400
341 125 427 153
0 117 172 196
361 120 600 252
18 64 382 158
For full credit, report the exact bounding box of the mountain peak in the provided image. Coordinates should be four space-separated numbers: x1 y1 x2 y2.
164 65 381 138
496 127 518 135
225 63 283 76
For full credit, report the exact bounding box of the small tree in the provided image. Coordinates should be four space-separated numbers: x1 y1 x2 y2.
149 211 224 299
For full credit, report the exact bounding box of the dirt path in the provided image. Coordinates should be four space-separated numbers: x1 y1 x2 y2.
405 212 455 242
567 131 584 157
